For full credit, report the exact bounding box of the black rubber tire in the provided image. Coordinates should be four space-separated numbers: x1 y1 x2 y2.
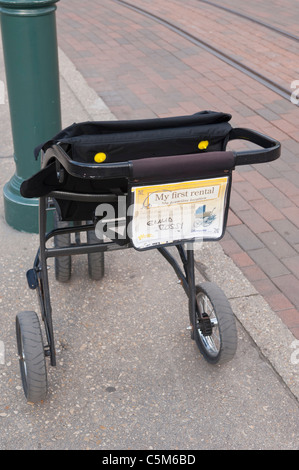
87 230 105 280
194 282 238 365
54 212 72 282
16 311 48 403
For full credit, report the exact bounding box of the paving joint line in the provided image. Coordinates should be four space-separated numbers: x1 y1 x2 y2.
113 0 292 101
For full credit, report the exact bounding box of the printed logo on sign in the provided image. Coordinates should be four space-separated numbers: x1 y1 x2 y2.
146 184 220 208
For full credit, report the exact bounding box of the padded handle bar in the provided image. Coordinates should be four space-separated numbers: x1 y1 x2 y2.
230 128 281 166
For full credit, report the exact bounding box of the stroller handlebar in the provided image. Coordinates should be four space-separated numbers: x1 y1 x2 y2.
44 144 133 179
44 127 281 181
230 128 281 166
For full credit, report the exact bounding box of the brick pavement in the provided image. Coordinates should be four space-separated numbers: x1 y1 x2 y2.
202 0 299 37
130 0 298 91
56 0 299 338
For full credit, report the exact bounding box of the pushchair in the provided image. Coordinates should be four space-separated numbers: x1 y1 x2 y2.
16 111 280 403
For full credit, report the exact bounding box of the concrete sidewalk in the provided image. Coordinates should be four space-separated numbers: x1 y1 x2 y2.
0 40 299 449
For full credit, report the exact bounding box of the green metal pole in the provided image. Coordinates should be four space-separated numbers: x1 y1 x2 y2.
0 0 61 233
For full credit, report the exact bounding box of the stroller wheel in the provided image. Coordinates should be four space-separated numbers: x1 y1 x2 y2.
54 212 72 282
16 311 48 403
194 282 237 365
87 230 105 281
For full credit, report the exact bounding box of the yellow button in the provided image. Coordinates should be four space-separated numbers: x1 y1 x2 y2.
94 152 107 163
198 140 209 150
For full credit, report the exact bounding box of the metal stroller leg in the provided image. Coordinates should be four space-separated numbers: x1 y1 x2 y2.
37 196 56 366
186 245 196 340
157 243 197 339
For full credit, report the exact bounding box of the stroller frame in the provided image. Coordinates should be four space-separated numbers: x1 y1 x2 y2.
17 122 280 403
31 192 202 368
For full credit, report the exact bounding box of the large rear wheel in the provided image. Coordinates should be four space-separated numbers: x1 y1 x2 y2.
194 282 238 365
16 311 48 403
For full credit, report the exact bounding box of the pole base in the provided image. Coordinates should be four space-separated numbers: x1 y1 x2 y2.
3 173 53 233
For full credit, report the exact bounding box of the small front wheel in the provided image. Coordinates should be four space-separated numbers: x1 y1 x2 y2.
54 212 72 282
194 282 237 365
87 230 105 281
16 311 48 403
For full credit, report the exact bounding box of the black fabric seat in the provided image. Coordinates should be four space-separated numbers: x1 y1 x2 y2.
21 111 234 221
34 110 232 163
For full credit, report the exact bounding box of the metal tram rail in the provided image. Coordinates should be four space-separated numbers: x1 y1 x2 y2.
114 0 294 102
